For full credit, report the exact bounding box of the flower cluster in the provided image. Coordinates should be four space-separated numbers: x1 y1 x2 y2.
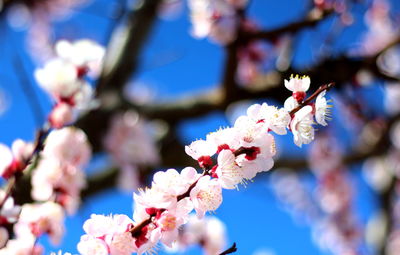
309 136 362 254
14 201 65 245
0 201 64 254
76 75 332 255
35 39 104 128
167 214 227 255
31 127 91 214
188 0 248 44
77 214 136 255
0 39 100 253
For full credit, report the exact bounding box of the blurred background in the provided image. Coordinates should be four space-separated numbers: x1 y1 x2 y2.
1 0 400 254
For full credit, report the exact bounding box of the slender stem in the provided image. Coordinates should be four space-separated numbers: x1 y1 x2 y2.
289 82 335 116
129 217 152 237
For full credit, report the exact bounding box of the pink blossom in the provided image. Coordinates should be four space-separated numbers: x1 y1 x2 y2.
188 0 239 44
133 187 177 222
152 167 199 196
206 127 241 151
0 139 33 179
215 149 244 189
284 96 299 112
235 134 276 180
31 158 86 210
78 214 135 255
314 91 332 126
49 102 74 128
284 75 311 93
190 176 223 218
185 139 217 166
34 58 81 99
43 127 91 167
55 39 105 68
154 198 193 247
290 105 315 147
77 235 109 255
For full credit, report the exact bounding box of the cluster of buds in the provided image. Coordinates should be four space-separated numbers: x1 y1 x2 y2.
188 0 248 44
35 39 104 128
76 75 333 255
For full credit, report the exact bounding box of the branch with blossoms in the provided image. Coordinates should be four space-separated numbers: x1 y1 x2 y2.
0 39 105 253
73 75 333 255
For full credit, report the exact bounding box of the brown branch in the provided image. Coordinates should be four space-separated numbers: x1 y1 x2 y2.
0 127 49 208
244 9 334 41
219 242 237 255
289 82 335 116
96 0 163 95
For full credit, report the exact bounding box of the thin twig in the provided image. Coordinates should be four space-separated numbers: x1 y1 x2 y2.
289 82 335 116
219 242 237 255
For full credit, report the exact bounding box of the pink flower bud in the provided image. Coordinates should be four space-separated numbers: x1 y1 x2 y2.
49 103 74 129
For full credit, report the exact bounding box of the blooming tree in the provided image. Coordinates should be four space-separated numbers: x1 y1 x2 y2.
0 0 399 254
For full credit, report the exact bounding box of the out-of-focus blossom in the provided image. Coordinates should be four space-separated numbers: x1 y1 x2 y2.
168 215 227 255
35 39 103 129
43 127 91 167
31 127 90 214
0 237 42 255
34 58 81 98
14 202 64 245
188 0 245 44
0 140 33 179
363 156 394 192
49 102 74 128
104 111 160 190
105 111 160 167
360 0 397 55
309 135 342 174
158 0 183 20
55 39 105 69
78 214 135 255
